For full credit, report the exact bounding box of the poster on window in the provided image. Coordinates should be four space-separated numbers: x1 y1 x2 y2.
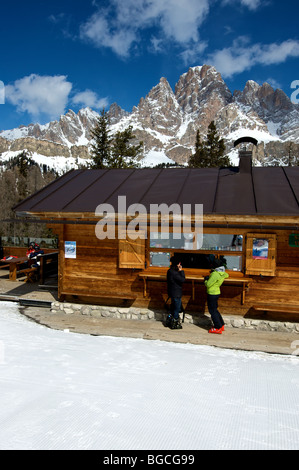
65 241 76 259
252 238 268 259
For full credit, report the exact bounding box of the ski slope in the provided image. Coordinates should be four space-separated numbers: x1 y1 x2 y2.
0 301 298 450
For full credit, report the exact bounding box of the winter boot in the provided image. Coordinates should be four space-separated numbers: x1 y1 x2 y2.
171 319 183 330
208 327 222 334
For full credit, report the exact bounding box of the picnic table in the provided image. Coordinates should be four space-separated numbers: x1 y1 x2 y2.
1 252 59 283
2 257 30 281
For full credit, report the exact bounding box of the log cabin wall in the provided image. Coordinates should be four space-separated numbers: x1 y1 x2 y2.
53 224 145 305
245 229 299 319
50 223 299 320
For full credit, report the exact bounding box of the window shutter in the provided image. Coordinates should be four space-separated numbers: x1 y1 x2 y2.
245 233 277 276
119 231 145 269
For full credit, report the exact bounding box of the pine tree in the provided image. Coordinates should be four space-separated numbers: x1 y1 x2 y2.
89 109 143 169
17 151 31 177
110 126 143 168
205 121 230 167
189 122 230 168
188 130 208 167
89 108 112 169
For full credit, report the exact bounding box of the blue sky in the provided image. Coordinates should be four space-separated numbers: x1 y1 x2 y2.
0 0 298 131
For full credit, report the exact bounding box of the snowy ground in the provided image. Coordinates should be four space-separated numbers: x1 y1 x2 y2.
0 301 298 451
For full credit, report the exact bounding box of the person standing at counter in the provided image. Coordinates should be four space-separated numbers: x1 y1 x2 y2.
204 264 229 334
166 257 185 329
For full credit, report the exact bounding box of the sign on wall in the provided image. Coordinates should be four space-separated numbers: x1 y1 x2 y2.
252 238 269 259
289 234 299 248
65 241 76 259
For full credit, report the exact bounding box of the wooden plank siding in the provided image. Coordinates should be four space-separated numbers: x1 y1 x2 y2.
52 224 144 303
48 223 299 320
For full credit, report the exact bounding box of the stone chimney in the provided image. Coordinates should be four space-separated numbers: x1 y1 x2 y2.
239 149 252 174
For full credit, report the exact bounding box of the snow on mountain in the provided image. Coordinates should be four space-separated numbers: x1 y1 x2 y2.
1 64 299 173
0 149 90 175
140 150 175 168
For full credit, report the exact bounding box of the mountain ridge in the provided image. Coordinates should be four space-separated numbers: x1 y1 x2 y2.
1 64 299 171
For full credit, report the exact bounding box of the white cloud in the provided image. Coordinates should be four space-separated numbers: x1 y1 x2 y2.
71 90 109 110
206 38 299 78
152 0 209 43
5 75 108 120
258 40 299 65
221 0 262 10
0 81 5 105
149 37 164 54
264 78 282 89
180 42 209 65
48 13 65 24
239 0 262 10
80 13 137 58
80 0 210 57
6 74 72 120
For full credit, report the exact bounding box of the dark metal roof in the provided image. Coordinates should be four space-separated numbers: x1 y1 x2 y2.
13 167 299 217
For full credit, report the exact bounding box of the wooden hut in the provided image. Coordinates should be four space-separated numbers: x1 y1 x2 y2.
13 151 299 321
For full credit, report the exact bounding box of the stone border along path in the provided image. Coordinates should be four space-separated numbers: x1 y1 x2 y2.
51 302 299 334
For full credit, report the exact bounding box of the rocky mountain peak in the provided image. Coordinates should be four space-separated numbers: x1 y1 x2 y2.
175 65 232 123
235 80 295 121
139 77 176 106
134 76 181 136
108 103 129 124
0 64 299 169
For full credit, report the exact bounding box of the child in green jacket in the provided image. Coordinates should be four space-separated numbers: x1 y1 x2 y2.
204 266 229 334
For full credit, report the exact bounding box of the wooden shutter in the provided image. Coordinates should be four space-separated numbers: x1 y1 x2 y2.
245 233 277 276
119 231 145 269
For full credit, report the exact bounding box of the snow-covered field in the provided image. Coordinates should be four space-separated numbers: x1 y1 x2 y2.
0 301 298 450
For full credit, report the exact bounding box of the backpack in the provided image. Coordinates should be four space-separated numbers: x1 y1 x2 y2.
164 297 185 323
165 313 183 329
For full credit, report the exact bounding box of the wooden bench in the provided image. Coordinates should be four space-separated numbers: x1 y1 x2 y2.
253 304 299 315
60 291 136 303
18 267 38 283
6 257 30 281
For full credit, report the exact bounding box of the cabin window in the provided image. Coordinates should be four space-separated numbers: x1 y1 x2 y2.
150 232 243 251
149 232 244 271
225 255 243 271
200 234 243 251
149 252 171 267
150 232 196 250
